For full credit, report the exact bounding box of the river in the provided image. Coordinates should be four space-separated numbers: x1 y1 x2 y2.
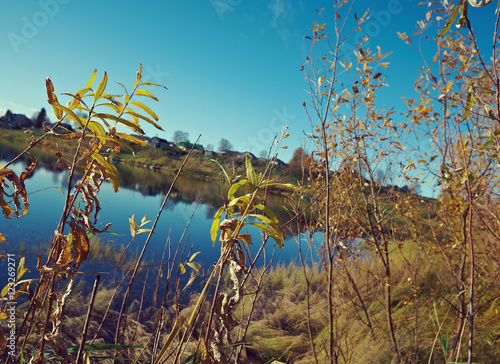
0 155 318 290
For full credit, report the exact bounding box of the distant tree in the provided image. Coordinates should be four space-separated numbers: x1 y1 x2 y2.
374 168 386 186
4 109 12 121
288 147 309 176
259 150 268 159
173 130 189 144
34 108 47 128
205 143 214 151
218 138 233 152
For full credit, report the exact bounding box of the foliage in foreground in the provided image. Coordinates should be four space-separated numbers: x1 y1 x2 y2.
1 1 500 363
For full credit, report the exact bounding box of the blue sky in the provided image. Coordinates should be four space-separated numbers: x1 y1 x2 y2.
0 1 494 163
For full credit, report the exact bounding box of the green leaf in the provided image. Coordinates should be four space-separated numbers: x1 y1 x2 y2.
228 180 247 200
248 213 274 225
180 352 198 364
253 204 279 224
481 138 494 150
65 344 143 353
248 222 284 248
211 159 231 184
438 3 461 37
463 90 475 120
94 72 108 103
211 206 225 243
228 195 250 208
245 153 257 185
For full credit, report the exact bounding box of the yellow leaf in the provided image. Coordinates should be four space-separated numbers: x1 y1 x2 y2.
124 109 163 131
91 152 120 192
186 262 201 273
134 64 143 90
189 251 201 262
70 223 89 266
93 113 144 134
130 101 160 121
115 133 147 146
0 311 8 320
85 69 98 89
0 283 9 298
211 207 224 243
17 257 29 280
129 214 137 238
238 234 252 244
99 102 121 114
94 72 108 103
51 102 85 129
134 89 159 101
179 263 186 275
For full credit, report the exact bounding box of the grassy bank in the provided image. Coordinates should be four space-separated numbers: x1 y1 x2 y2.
0 127 292 183
14 238 498 363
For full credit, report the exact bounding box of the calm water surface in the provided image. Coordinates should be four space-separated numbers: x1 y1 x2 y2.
0 159 317 286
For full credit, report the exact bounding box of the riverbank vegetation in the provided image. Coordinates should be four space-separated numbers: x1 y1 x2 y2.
1 1 500 363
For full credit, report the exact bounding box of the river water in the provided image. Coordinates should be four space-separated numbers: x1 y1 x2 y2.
0 157 318 289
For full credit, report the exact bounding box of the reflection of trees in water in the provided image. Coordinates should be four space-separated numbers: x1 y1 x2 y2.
162 198 176 211
205 204 219 220
1 143 308 237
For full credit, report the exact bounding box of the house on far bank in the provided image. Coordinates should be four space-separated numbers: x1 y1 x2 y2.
204 149 214 156
255 157 285 166
218 150 257 160
147 137 171 148
0 112 32 129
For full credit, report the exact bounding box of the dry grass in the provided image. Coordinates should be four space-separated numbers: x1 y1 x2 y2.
227 239 500 363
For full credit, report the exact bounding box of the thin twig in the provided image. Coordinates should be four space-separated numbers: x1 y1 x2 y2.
76 274 101 364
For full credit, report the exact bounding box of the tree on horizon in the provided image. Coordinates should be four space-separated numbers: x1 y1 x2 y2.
173 130 189 144
218 138 233 152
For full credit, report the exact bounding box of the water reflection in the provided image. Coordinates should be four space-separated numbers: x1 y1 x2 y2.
0 154 312 274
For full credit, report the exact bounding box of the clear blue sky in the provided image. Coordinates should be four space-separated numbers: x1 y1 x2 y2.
0 1 494 163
